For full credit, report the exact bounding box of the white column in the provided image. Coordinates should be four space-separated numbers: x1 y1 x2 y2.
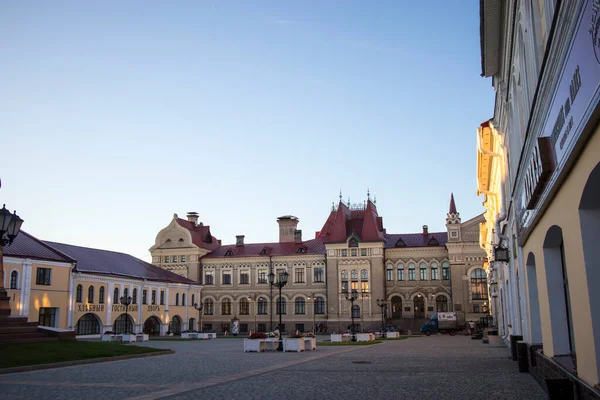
66 269 75 328
185 287 190 329
106 282 114 329
137 284 143 333
19 261 33 318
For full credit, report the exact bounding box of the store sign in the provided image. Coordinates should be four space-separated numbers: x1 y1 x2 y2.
77 304 105 312
112 304 138 312
523 137 555 210
147 305 161 312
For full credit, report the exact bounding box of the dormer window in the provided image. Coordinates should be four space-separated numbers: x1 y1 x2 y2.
395 239 406 247
428 237 439 246
296 247 307 253
224 249 234 256
260 248 270 255
349 238 359 248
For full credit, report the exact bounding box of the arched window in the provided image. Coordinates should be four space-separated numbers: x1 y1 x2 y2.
408 263 416 281
88 286 94 303
204 299 214 315
361 269 368 281
175 293 180 306
222 298 231 315
386 264 394 281
257 297 267 315
315 297 325 314
114 314 133 334
9 271 18 289
471 268 488 299
442 261 450 280
182 293 186 306
132 288 137 304
436 295 448 312
351 304 360 318
351 270 358 281
191 294 196 306
240 298 249 315
419 263 428 280
76 284 83 303
99 287 105 304
276 297 286 315
397 264 405 281
123 288 128 300
114 288 119 304
76 313 100 335
360 269 369 293
431 263 439 280
295 298 305 314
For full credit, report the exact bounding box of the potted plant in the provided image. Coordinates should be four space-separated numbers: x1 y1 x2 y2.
244 332 267 352
283 333 305 352
102 330 115 342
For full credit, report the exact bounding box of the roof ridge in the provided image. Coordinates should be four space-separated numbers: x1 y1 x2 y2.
44 240 133 259
22 232 76 262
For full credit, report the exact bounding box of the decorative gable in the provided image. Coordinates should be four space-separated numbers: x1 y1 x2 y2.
224 249 234 256
428 237 439 246
395 238 406 247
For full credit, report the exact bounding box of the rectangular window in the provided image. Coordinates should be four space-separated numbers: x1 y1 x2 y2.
351 281 359 291
204 324 212 331
420 268 427 280
257 323 266 332
36 268 52 285
351 249 357 257
164 256 170 263
431 268 439 280
295 268 305 283
361 281 369 293
39 307 57 328
342 281 349 292
258 270 267 284
295 323 305 333
409 268 416 281
142 290 147 305
314 267 324 282
398 268 405 281
240 272 249 284
205 271 214 285
160 291 165 305
172 256 178 263
442 267 450 280
341 249 347 257
361 249 367 256
222 272 232 285
240 323 248 333
387 268 393 281
152 290 156 305
181 255 186 262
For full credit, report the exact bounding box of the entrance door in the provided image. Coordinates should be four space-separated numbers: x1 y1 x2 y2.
144 317 161 335
391 296 403 318
414 296 425 319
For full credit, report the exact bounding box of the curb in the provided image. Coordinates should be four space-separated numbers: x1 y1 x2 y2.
0 350 175 375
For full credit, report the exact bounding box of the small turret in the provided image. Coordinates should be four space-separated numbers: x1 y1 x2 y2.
446 193 461 241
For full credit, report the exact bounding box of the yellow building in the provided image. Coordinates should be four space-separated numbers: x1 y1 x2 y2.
3 231 202 337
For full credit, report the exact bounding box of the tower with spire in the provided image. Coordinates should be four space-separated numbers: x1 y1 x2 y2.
446 193 462 242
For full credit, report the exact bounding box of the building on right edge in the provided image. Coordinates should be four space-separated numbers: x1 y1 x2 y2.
479 0 600 396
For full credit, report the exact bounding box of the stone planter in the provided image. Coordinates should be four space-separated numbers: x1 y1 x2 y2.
303 337 317 350
136 334 149 342
356 333 375 342
265 338 280 351
386 331 400 339
283 338 305 352
244 339 266 352
181 332 199 339
330 334 343 342
198 332 217 339
120 334 137 343
101 334 114 342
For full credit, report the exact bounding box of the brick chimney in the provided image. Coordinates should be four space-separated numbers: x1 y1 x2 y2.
294 230 302 244
422 225 429 235
186 212 199 226
236 235 245 246
277 215 299 243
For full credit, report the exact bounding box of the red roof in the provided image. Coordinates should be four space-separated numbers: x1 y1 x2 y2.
384 232 448 248
175 218 221 250
203 238 326 259
317 200 384 243
3 231 75 263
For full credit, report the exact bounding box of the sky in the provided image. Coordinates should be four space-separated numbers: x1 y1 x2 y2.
0 1 494 261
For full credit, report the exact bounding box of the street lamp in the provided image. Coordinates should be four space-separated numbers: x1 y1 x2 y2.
248 292 259 334
307 293 316 334
376 298 387 333
0 203 24 317
193 301 203 332
269 270 289 351
345 289 358 342
119 295 133 334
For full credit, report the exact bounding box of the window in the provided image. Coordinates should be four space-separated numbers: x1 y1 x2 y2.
164 256 170 263
361 269 368 281
240 272 250 284
173 256 178 263
442 262 450 280
36 268 51 285
395 239 406 247
258 270 267 284
76 285 83 303
204 323 213 331
295 298 305 314
160 291 165 305
222 272 232 285
352 304 360 318
152 290 156 305
258 297 267 315
181 255 186 262
351 270 358 281
473 304 480 313
351 281 359 291
386 264 394 281
341 270 349 293
182 293 186 306
351 249 357 256
204 299 214 315
76 313 99 335
436 295 448 312
295 268 305 283
132 288 137 304
276 297 286 315
297 247 307 253
315 297 325 314
189 318 196 331
361 282 369 293
240 298 249 315
39 307 57 328
124 288 129 300
314 267 324 282
225 250 234 256
99 287 105 304
419 263 428 280
361 249 367 256
397 264 405 281
88 286 94 303
9 271 18 289
114 314 132 334
191 294 195 306
341 249 347 257
349 238 359 247
142 289 147 305
222 298 231 315
257 323 267 332
240 323 248 333
295 323 305 333
175 293 180 306
114 288 120 303
431 263 439 280
205 271 214 285
408 263 416 281
471 268 488 300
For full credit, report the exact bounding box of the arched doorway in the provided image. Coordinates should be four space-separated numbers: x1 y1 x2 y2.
414 295 425 319
391 296 403 318
526 252 542 343
144 316 161 336
76 313 101 335
436 295 448 312
114 314 135 334
170 315 182 335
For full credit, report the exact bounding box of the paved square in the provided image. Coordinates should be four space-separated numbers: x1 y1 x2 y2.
0 336 546 399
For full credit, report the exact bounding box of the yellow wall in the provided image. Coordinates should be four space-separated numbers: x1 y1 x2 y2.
4 262 23 315
29 263 71 328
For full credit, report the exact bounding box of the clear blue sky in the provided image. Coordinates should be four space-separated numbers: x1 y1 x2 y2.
1 1 493 261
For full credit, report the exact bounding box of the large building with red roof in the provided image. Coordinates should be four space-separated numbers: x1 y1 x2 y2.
151 193 489 334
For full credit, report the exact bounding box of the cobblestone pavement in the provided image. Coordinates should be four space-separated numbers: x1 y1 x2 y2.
0 336 546 400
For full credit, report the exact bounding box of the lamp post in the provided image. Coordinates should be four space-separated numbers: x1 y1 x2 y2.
345 289 358 342
269 270 288 351
376 298 387 333
193 301 203 332
0 203 24 317
248 292 259 333
307 293 316 334
119 295 133 334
